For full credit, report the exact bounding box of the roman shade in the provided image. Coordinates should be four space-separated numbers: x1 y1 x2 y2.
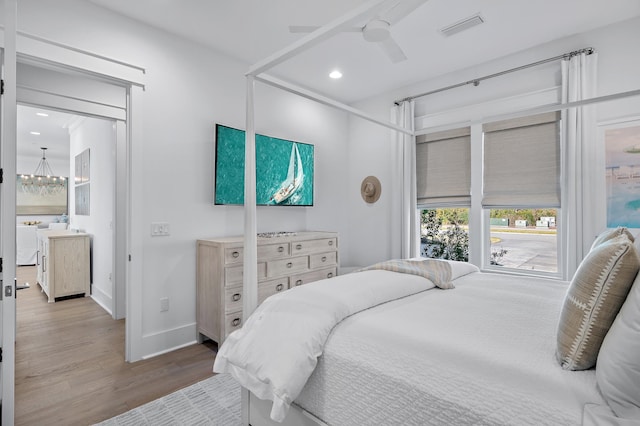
416 127 471 207
482 112 560 208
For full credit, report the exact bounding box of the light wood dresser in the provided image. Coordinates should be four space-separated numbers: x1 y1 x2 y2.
196 231 339 344
36 230 91 303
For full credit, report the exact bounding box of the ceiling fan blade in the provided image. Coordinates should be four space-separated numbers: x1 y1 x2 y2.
381 0 428 26
378 36 407 63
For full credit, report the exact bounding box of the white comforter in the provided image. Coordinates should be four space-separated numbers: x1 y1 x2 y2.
296 271 606 425
213 259 478 422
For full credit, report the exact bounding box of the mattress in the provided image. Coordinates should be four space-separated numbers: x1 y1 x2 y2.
295 272 605 425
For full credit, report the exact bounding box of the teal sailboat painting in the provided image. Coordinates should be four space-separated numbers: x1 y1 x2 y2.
214 124 314 206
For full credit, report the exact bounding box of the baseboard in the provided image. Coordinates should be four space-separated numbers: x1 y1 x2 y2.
140 322 198 359
91 285 113 316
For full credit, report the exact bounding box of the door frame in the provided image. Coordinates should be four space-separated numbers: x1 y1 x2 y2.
1 1 19 424
1 11 146 422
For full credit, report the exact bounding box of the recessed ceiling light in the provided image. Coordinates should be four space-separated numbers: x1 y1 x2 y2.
36 112 49 117
30 131 41 135
329 70 343 79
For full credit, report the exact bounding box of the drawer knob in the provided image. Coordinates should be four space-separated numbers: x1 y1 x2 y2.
321 256 327 262
327 272 334 278
278 246 284 253
296 244 302 250
276 283 284 292
328 240 334 246
295 279 303 286
287 262 293 268
232 293 241 302
232 251 240 258
231 318 241 327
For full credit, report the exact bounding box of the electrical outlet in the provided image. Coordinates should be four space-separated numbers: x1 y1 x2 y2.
160 297 169 312
151 222 170 236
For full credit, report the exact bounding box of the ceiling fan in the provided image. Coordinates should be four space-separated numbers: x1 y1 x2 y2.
289 0 428 64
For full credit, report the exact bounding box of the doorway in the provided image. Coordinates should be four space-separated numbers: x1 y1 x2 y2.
13 103 125 422
16 103 119 314
2 29 143 421
15 59 130 321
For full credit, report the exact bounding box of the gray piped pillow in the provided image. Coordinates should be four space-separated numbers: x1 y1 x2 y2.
556 234 639 370
590 227 635 251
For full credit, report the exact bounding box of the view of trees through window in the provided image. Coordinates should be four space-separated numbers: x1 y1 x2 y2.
421 209 469 262
421 208 558 273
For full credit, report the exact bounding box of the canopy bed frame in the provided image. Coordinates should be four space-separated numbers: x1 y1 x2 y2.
235 1 640 424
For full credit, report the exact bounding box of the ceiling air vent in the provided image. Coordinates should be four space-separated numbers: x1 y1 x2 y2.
440 13 484 37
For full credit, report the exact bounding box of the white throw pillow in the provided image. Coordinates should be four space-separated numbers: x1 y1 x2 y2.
596 269 640 420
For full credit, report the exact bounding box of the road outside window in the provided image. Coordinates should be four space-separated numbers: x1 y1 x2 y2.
489 209 558 273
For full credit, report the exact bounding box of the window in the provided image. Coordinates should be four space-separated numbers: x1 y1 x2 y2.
488 209 558 273
416 127 471 263
482 112 561 274
415 113 562 276
420 208 469 262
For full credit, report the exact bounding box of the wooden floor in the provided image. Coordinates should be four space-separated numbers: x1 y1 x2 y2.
15 265 218 426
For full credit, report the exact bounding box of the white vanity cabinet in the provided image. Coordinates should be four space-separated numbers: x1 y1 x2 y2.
37 230 91 303
196 231 339 344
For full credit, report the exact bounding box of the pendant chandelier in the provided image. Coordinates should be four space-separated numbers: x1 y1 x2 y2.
20 147 66 196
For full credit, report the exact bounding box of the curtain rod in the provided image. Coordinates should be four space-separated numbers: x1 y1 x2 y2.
394 47 594 105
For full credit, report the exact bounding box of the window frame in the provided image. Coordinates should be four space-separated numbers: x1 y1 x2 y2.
414 88 566 279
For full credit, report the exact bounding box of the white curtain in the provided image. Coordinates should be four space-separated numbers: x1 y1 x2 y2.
393 100 419 259
562 52 598 279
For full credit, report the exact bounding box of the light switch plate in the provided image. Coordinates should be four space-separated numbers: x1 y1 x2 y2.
151 222 170 236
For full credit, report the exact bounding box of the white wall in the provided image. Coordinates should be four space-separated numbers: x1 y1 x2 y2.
346 16 640 267
14 0 351 359
69 117 116 314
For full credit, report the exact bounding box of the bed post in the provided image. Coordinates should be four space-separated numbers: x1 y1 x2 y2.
242 75 258 426
243 75 259 318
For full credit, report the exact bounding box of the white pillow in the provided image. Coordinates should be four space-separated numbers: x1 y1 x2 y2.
596 269 640 420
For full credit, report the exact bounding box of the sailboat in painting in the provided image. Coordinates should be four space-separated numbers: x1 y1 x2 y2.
270 143 304 204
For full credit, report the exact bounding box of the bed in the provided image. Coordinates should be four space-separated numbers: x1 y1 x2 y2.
214 229 640 425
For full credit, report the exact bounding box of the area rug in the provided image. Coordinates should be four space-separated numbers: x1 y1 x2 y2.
95 373 242 425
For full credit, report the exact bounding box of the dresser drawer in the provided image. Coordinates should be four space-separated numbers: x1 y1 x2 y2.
225 311 243 337
309 251 337 269
258 277 288 304
260 242 290 259
224 242 291 264
225 262 267 285
224 286 243 312
291 238 337 256
267 256 309 278
224 277 288 310
224 247 244 264
291 266 337 287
